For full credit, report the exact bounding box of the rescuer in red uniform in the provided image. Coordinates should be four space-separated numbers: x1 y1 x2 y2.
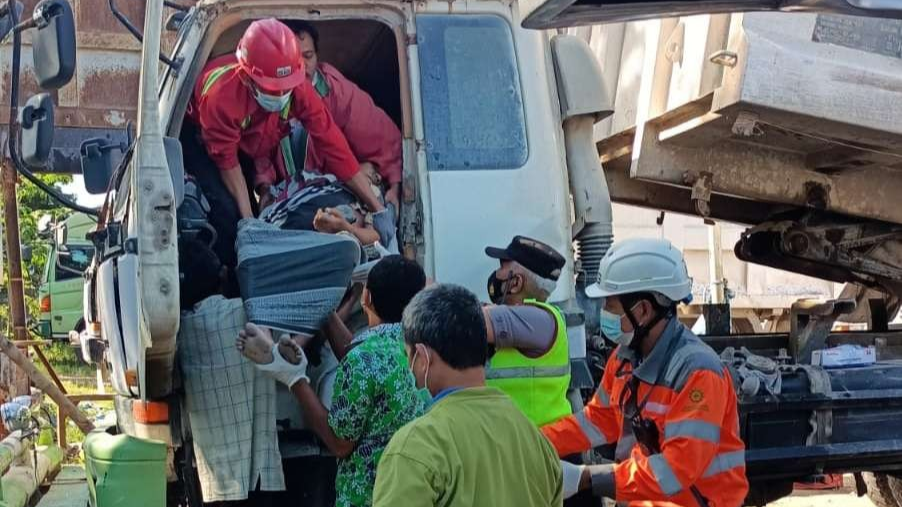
185 18 383 275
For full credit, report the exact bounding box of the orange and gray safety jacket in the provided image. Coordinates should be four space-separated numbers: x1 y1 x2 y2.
542 318 749 507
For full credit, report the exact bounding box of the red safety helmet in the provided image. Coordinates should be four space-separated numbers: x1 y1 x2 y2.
236 18 306 92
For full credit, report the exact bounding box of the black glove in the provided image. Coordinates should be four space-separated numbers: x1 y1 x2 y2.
588 463 616 499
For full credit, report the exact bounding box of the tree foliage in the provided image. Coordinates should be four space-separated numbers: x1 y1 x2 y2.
0 173 76 330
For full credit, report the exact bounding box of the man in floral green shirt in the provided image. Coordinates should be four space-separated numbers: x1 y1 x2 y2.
328 318 425 505
240 255 426 507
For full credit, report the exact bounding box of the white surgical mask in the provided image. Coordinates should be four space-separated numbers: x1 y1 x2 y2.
254 89 292 112
410 346 431 393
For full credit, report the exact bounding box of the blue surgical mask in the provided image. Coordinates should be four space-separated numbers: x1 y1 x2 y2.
254 89 292 112
600 309 634 347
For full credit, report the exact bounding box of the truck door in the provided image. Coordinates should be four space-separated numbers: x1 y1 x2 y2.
415 13 574 298
51 244 93 337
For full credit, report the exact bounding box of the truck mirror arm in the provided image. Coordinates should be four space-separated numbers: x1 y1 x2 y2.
163 0 189 11
108 0 181 70
3 0 99 217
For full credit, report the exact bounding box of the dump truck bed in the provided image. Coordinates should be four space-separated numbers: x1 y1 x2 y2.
580 12 902 226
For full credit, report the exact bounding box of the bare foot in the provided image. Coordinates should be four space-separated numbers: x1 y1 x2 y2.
237 323 275 364
277 335 303 365
238 323 304 366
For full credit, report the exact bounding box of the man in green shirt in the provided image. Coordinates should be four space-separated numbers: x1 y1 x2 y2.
373 284 564 507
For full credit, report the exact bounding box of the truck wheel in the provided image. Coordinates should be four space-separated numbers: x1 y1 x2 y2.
865 472 902 507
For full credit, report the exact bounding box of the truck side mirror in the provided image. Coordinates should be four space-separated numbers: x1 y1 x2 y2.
80 137 126 194
31 0 76 90
20 93 54 168
551 35 613 122
0 2 24 42
55 223 67 247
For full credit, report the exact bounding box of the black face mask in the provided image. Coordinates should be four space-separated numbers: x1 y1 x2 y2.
487 271 515 304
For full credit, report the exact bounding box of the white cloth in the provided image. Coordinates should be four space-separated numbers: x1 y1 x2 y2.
178 296 285 502
275 341 341 459
255 338 309 387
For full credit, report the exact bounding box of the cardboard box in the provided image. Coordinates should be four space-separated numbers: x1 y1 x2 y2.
812 345 876 368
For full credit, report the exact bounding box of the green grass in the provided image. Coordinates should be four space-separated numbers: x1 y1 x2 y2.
37 341 94 378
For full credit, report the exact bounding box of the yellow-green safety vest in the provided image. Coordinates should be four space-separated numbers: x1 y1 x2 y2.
486 299 572 427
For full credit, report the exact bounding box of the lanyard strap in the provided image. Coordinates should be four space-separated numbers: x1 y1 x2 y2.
432 387 463 405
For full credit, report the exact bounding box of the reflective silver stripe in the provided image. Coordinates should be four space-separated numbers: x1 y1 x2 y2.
596 386 611 407
703 450 746 478
575 411 607 447
663 342 725 391
648 454 683 496
615 432 636 462
644 402 669 414
485 364 570 380
664 420 721 444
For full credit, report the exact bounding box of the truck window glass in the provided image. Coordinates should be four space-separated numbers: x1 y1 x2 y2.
417 15 528 171
55 245 94 281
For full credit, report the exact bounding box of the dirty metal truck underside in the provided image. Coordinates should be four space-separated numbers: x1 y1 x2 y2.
696 299 902 504
601 108 902 312
584 14 902 309
734 211 902 311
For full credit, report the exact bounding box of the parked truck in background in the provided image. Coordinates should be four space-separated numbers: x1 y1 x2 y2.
38 212 95 343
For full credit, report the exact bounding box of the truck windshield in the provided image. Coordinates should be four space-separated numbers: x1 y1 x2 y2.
56 245 94 281
417 14 528 171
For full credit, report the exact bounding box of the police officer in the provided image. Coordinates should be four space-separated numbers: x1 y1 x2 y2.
482 235 572 427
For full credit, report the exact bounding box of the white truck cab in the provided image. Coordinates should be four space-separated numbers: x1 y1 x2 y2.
80 0 614 492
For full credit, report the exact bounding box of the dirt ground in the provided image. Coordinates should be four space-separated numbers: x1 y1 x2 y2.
770 489 875 507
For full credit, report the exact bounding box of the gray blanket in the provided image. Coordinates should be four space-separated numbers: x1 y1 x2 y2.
236 219 360 335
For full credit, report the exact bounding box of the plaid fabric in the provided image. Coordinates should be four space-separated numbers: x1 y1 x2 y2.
178 296 285 502
258 161 384 233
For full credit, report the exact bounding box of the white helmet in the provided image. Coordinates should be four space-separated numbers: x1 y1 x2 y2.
585 237 692 303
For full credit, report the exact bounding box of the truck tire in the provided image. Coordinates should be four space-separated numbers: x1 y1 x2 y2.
865 472 902 507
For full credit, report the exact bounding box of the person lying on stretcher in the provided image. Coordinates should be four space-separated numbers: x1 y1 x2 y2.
260 162 397 256
313 205 378 246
